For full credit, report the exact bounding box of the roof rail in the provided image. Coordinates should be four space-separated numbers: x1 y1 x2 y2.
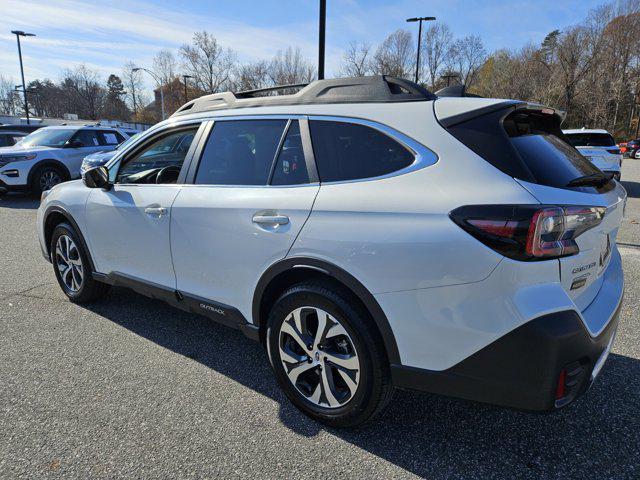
172 75 437 117
435 84 482 98
235 83 308 98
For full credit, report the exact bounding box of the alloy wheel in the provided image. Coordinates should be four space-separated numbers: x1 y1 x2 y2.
55 234 83 292
278 307 360 408
40 170 61 191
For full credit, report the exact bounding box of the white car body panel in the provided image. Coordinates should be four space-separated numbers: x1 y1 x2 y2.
85 184 182 289
171 184 319 321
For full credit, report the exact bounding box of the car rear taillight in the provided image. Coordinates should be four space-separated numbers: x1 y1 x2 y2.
450 205 606 261
607 148 621 155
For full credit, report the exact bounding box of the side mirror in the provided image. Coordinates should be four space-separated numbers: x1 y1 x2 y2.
66 140 83 148
83 166 111 189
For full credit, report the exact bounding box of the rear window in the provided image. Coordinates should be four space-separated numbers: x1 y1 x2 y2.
510 134 600 188
564 133 615 147
446 108 613 192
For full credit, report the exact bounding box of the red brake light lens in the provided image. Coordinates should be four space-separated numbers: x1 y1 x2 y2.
450 205 606 261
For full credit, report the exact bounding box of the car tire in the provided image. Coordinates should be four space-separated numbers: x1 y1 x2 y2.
266 281 393 427
50 222 110 303
31 164 65 195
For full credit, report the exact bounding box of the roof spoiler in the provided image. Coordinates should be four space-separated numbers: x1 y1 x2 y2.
437 100 566 128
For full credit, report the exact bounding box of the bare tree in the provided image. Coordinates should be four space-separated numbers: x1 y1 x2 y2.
268 47 316 88
121 61 144 117
339 41 373 77
233 60 271 92
60 65 105 119
556 26 600 112
422 23 453 88
450 35 487 88
371 29 415 78
153 49 178 87
180 31 236 93
0 76 19 115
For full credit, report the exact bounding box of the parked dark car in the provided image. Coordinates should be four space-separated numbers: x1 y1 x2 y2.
0 131 27 147
624 139 640 158
0 124 42 134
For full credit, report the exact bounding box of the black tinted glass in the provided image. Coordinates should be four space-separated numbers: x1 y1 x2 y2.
73 130 101 147
271 122 309 185
565 133 615 147
196 120 286 185
511 134 601 187
309 121 414 182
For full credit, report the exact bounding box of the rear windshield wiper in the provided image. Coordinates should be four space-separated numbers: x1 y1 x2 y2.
566 172 614 187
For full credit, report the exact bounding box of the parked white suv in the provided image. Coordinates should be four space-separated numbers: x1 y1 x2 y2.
563 128 622 180
37 77 625 426
0 125 130 195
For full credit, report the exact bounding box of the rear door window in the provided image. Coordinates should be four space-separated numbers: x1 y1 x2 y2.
72 130 101 147
99 131 121 146
195 120 287 185
271 121 310 185
309 120 414 182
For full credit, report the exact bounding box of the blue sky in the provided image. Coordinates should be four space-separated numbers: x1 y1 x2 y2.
1 0 606 92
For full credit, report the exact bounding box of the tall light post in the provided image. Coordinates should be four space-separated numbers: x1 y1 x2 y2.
11 30 36 124
406 17 435 84
318 0 326 80
182 74 193 103
133 67 165 120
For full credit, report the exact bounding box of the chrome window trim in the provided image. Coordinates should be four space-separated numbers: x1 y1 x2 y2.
116 113 438 187
307 115 438 185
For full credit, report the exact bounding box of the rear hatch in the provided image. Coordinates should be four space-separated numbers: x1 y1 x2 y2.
437 100 627 311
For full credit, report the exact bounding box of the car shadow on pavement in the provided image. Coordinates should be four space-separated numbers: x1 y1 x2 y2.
621 180 640 199
0 194 40 209
83 287 640 479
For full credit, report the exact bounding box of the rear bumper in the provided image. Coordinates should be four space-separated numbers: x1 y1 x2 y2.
391 300 621 411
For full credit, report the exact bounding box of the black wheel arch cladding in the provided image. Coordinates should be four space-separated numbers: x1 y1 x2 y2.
253 257 401 365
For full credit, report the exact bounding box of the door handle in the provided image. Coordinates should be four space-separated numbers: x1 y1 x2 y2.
252 214 289 225
145 206 167 216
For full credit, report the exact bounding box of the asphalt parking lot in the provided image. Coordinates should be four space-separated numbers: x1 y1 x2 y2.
1 164 639 479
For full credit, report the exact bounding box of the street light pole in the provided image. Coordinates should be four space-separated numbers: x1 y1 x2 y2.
11 30 36 124
182 75 193 103
406 17 435 84
134 67 165 120
318 0 326 80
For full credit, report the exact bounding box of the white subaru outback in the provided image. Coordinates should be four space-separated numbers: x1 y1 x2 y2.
37 76 625 427
0 125 130 195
